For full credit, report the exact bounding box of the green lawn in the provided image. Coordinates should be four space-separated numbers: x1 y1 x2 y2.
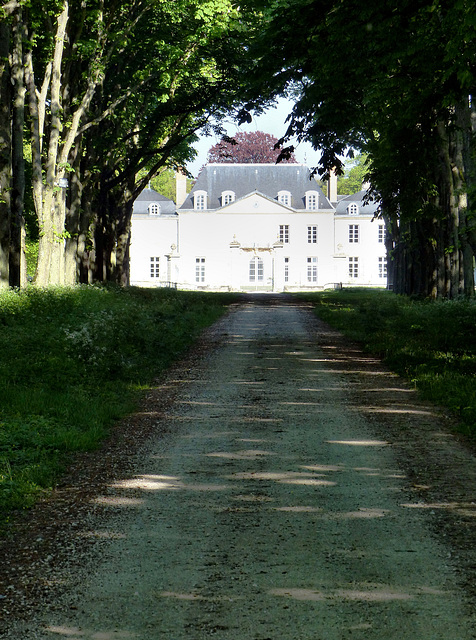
297 288 476 437
0 285 236 527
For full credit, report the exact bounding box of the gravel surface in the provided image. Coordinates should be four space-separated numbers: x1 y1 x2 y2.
1 294 476 639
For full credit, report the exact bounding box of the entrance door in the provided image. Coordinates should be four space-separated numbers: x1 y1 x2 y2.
245 255 273 291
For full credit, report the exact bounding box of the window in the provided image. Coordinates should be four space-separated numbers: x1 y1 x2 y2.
194 191 207 210
307 225 317 243
347 203 359 216
148 203 160 215
279 224 289 243
195 257 205 282
278 190 291 206
379 256 387 278
249 257 264 282
349 224 359 243
305 191 318 210
307 257 318 283
378 224 386 243
349 257 359 278
222 190 235 206
284 257 289 283
150 257 160 278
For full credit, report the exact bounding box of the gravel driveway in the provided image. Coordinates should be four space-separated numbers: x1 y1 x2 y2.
2 295 476 639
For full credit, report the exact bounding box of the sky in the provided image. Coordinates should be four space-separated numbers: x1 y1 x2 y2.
186 97 322 178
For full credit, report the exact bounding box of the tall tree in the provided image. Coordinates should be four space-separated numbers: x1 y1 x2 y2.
18 0 264 286
249 0 476 298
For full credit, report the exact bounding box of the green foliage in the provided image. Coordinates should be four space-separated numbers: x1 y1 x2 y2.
337 154 369 195
0 286 236 526
299 289 476 436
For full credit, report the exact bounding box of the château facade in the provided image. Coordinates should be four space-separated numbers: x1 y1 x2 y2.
129 163 387 292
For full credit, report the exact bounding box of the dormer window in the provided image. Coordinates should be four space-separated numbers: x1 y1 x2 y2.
194 190 207 210
221 190 235 206
148 203 160 215
278 190 291 206
305 191 319 210
347 203 359 216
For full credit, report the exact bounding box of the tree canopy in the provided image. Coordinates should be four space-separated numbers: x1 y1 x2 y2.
2 0 476 297
206 131 297 164
244 0 476 298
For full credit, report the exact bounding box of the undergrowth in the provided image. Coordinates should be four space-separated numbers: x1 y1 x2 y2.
0 285 236 526
298 289 476 437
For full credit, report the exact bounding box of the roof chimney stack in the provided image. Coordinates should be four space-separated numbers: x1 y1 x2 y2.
327 168 338 203
175 168 187 207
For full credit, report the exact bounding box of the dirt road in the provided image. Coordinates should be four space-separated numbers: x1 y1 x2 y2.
3 295 476 639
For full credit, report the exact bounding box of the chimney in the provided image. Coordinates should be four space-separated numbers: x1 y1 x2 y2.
175 168 187 207
327 168 338 203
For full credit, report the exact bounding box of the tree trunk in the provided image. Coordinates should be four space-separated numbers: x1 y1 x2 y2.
9 8 26 287
0 19 11 287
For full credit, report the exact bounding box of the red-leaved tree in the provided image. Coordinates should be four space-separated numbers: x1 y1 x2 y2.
206 131 297 163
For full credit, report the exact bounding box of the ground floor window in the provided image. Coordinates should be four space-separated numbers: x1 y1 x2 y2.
284 257 289 283
150 257 160 278
349 256 359 278
307 257 318 282
195 257 205 282
379 256 387 278
249 257 264 282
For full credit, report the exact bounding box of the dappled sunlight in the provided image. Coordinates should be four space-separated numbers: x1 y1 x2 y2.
274 505 322 512
176 400 218 406
280 477 336 486
206 449 276 460
360 406 437 417
400 501 476 517
269 582 435 603
301 464 345 472
278 401 322 406
45 626 137 639
103 474 233 496
110 475 182 491
326 508 390 519
227 471 336 488
93 496 145 507
327 439 390 447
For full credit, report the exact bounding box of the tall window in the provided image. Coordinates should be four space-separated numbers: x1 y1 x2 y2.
349 257 359 278
284 257 289 283
195 257 205 282
249 257 264 282
194 191 207 210
150 257 160 278
306 191 318 210
148 203 160 215
378 224 385 243
307 257 318 282
279 224 289 243
278 191 291 206
307 226 317 243
347 203 359 216
349 224 359 243
379 256 387 278
222 191 235 206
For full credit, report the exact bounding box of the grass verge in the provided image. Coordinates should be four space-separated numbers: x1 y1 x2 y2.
297 288 476 437
0 285 236 527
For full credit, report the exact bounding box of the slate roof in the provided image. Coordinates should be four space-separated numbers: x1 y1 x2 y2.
180 163 332 211
334 190 380 216
133 188 176 216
